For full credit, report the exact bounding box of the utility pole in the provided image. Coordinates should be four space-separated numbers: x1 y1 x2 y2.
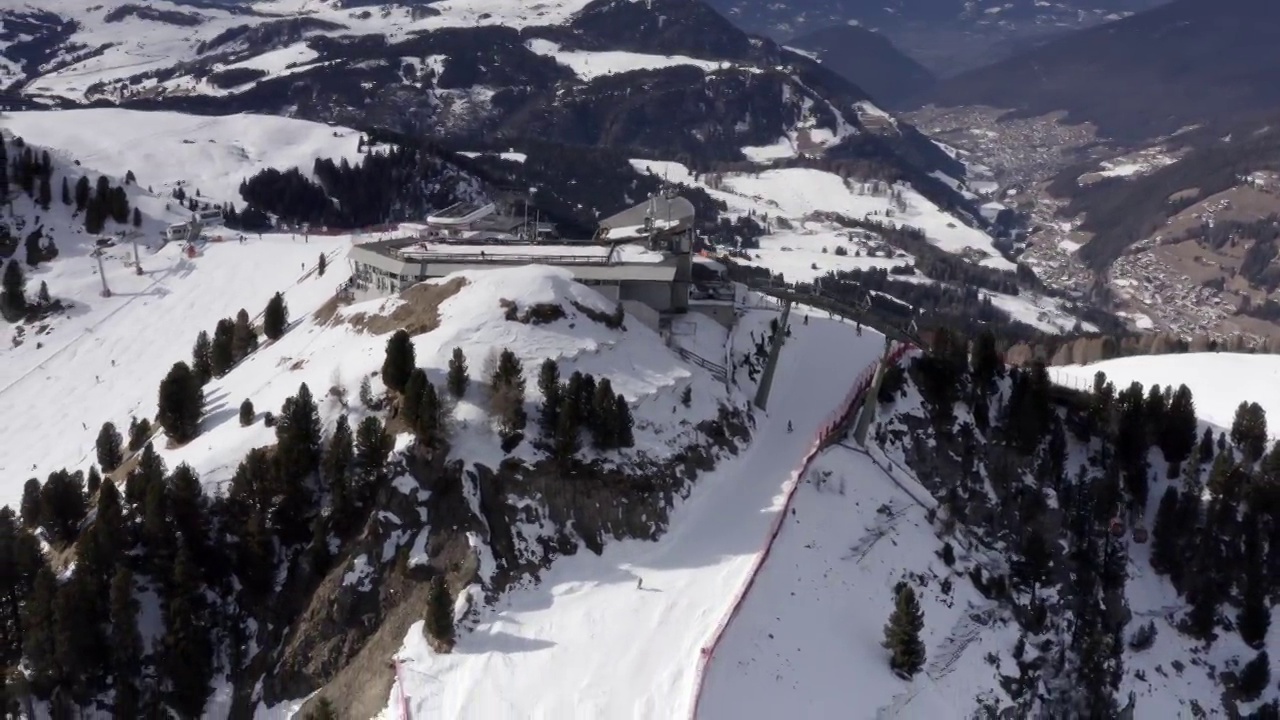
129 232 143 275
93 249 111 297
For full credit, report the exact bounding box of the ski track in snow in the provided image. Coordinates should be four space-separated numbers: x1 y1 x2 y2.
380 306 884 719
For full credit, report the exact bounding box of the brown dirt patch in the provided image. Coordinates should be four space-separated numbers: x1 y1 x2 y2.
340 278 469 336
312 293 354 325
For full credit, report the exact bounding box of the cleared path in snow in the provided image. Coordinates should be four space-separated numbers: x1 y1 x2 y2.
385 311 885 718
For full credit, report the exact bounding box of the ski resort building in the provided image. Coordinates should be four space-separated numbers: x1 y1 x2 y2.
348 194 701 328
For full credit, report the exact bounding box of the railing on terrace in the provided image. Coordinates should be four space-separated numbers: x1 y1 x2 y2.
392 250 617 266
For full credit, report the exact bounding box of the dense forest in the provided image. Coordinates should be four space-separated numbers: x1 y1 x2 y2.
882 329 1280 715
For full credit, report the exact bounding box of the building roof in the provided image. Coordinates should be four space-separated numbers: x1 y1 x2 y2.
598 194 696 238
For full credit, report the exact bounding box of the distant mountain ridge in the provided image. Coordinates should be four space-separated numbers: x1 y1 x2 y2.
785 23 935 108
920 0 1280 142
706 0 1170 75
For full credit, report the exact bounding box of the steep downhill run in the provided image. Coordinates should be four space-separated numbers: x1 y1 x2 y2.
381 307 886 718
697 446 1015 718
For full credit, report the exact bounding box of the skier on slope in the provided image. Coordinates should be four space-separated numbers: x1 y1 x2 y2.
787 420 793 433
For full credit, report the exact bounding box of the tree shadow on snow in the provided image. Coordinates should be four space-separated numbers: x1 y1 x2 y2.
459 630 555 656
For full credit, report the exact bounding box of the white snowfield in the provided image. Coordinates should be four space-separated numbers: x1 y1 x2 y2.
2 109 363 206
629 159 1013 274
379 307 886 719
12 0 611 101
1051 352 1280 436
699 448 1014 719
525 38 734 81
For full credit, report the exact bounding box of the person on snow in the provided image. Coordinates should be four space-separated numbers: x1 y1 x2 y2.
787 420 793 433
636 577 643 590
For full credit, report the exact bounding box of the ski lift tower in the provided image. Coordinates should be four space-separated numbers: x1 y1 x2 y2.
123 229 145 275
91 248 111 297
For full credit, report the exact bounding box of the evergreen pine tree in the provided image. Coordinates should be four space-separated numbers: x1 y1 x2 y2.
381 330 415 393
191 330 213 385
109 566 143 720
37 280 51 305
590 378 617 450
168 464 208 561
126 441 166 506
1150 486 1180 576
96 421 124 473
232 308 258 361
240 398 255 426
271 384 322 543
402 369 427 429
538 359 561 436
553 395 581 465
1240 512 1271 649
491 348 527 446
86 465 102 495
1161 384 1198 475
447 346 469 399
54 570 107 702
60 176 70 206
211 318 236 376
970 330 1001 390
263 291 289 340
1199 426 1216 463
882 583 926 677
1 258 27 319
20 478 42 529
424 575 455 650
1232 402 1269 464
324 414 354 512
74 175 90 211
318 252 326 277
417 379 443 444
614 394 635 448
354 416 391 486
39 469 87 544
95 479 127 563
37 173 51 210
157 361 204 444
132 206 141 228
1239 651 1271 702
22 566 59 697
159 545 213 718
128 416 153 452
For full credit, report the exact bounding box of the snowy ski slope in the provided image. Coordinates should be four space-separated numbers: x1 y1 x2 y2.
0 234 350 509
378 306 886 719
699 447 1014 719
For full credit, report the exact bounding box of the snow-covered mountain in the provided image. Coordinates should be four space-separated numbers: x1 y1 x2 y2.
0 0 983 229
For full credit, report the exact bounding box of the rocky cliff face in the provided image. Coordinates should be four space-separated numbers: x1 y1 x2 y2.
250 407 750 718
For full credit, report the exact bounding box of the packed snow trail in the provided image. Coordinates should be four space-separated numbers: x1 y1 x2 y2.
383 309 884 719
697 449 1013 719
